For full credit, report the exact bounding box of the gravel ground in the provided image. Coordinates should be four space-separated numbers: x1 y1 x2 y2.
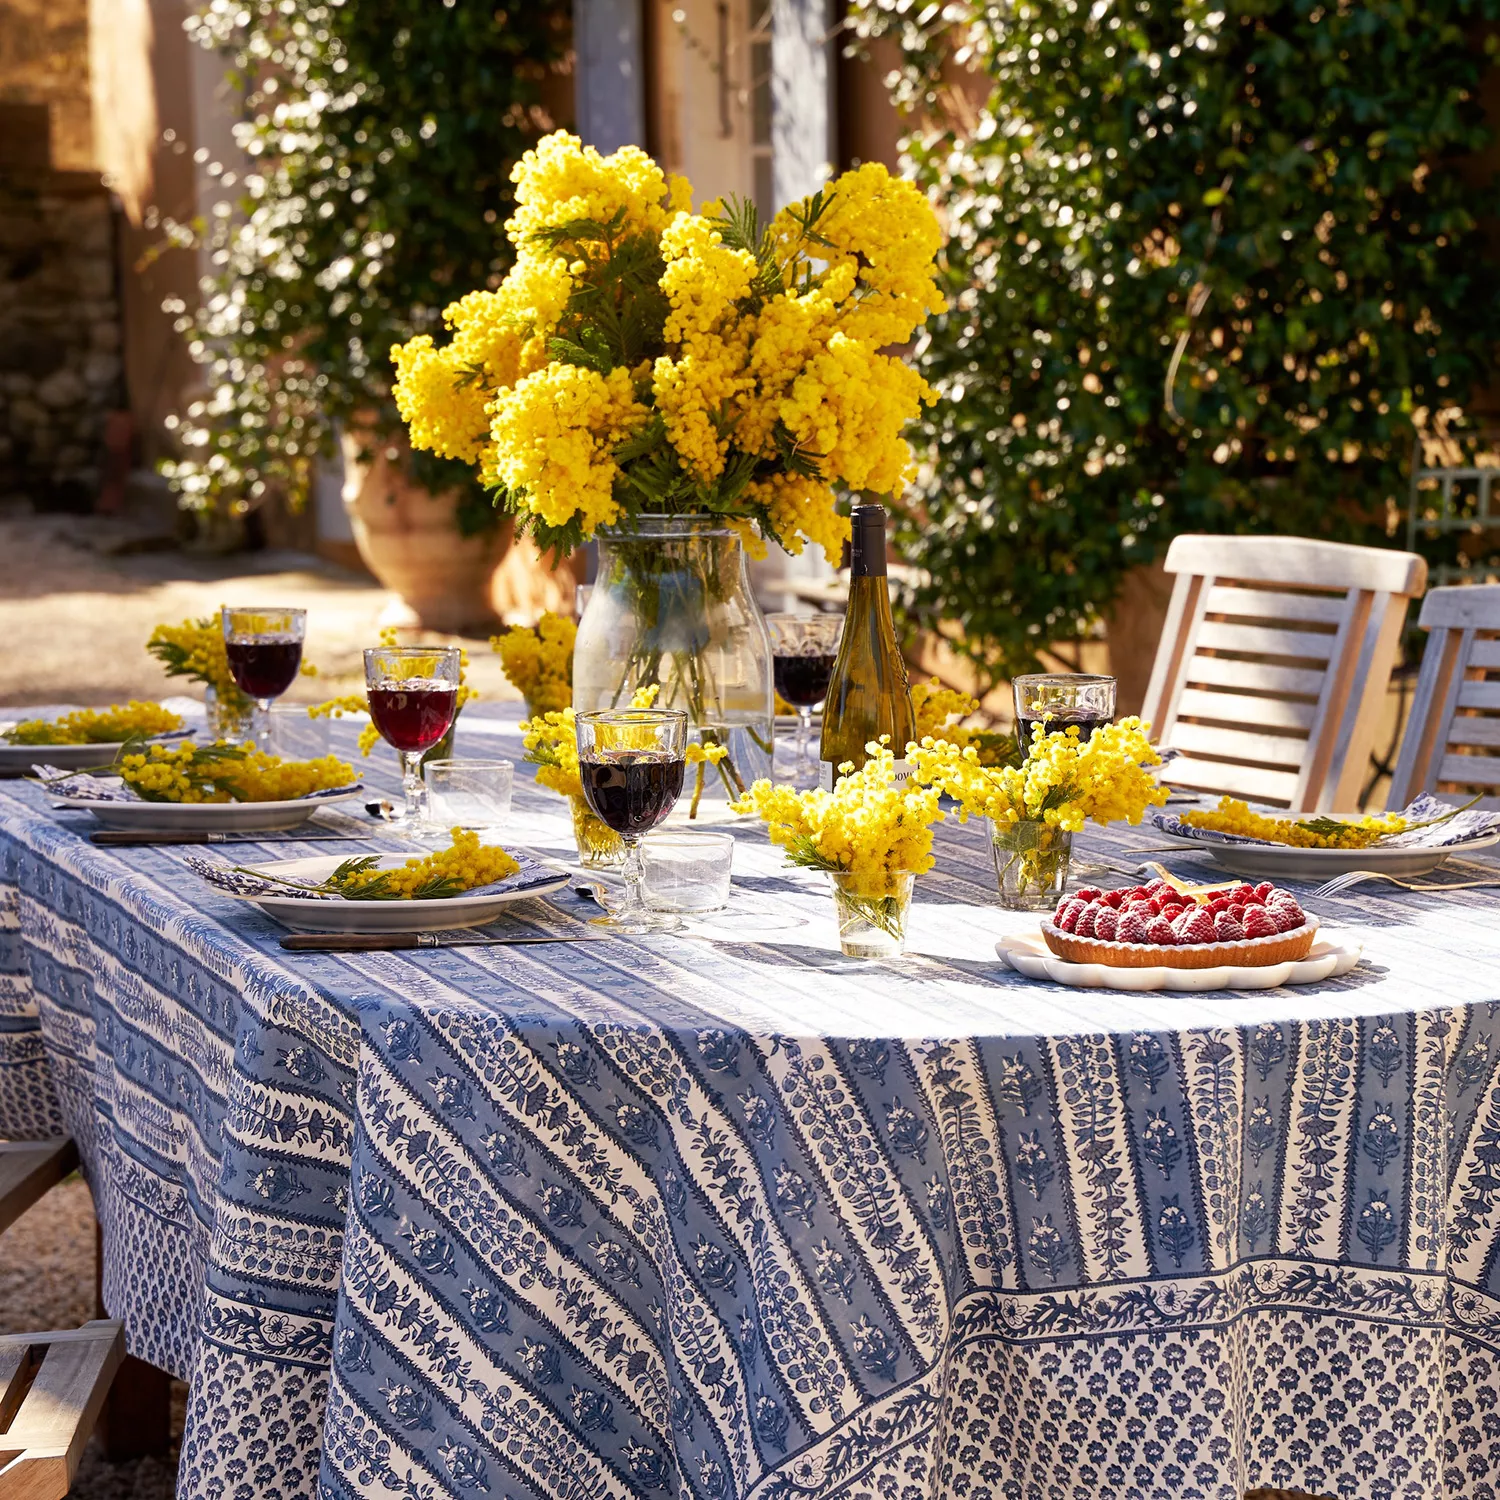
0 513 520 708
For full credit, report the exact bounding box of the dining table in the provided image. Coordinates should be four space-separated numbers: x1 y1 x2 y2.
1 701 1498 1500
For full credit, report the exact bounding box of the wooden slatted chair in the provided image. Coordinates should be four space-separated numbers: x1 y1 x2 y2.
0 1323 123 1500
1387 584 1500 809
1140 534 1428 811
0 1142 132 1498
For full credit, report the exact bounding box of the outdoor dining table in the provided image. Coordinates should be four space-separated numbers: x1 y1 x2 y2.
1 703 1498 1500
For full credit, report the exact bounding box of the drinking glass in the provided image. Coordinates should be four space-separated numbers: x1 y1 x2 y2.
1012 674 1117 758
641 831 734 915
575 708 687 933
267 705 331 762
222 605 306 746
424 759 514 835
767 613 844 786
364 645 462 831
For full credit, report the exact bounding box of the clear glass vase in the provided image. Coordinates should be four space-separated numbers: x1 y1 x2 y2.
991 820 1073 910
570 795 625 868
204 684 257 745
573 515 773 817
830 871 915 959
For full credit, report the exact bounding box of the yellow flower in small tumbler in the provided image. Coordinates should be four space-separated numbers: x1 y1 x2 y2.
735 741 944 959
492 613 576 716
909 717 1167 910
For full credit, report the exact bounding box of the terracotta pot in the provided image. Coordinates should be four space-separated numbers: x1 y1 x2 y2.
340 427 511 632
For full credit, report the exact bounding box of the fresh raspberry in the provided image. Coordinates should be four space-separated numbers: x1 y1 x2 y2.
1117 906 1152 944
1075 887 1103 904
1267 895 1305 932
1128 887 1151 903
1214 909 1245 941
1144 879 1171 898
1208 897 1230 916
1073 904 1098 939
1253 882 1275 903
1229 903 1246 923
1146 916 1178 945
1174 906 1217 944
1233 884 1256 903
1093 906 1119 941
1100 888 1127 908
1160 902 1186 924
1056 900 1086 933
1126 901 1157 928
1242 906 1278 939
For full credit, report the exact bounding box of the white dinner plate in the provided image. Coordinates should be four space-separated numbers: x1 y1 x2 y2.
995 927 1364 991
1152 830 1499 881
54 791 363 833
0 734 187 774
203 852 570 932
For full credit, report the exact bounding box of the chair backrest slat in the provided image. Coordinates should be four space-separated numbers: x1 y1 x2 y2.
1388 585 1500 810
1141 534 1427 811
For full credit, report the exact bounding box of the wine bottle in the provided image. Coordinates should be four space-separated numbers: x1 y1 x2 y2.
819 503 914 790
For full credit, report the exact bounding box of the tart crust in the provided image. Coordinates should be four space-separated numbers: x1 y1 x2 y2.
1041 914 1319 969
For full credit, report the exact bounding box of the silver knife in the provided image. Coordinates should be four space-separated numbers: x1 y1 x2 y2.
280 931 606 952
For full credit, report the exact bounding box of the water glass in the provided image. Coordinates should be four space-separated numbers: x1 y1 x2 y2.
424 759 514 834
1012 673 1116 758
267 706 331 762
641 831 735 915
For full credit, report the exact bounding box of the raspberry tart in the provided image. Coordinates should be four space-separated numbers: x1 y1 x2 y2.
1042 879 1318 969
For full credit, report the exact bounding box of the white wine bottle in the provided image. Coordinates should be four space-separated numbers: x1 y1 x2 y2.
819 503 914 790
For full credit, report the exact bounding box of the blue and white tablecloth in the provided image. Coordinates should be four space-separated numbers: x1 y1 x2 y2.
3 704 1500 1500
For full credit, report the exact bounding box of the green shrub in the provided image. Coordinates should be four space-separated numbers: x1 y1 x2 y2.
851 0 1500 688
164 0 571 529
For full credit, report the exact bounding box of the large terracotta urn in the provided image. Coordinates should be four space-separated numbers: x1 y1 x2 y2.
341 427 511 632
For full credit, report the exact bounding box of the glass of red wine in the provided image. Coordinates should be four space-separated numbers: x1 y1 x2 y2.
221 605 307 746
767 612 844 787
363 645 462 832
575 708 688 933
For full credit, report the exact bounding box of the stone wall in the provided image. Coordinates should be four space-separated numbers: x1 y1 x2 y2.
0 104 122 511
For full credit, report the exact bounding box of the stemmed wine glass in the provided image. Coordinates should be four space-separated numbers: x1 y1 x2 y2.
1013 672 1118 880
222 605 306 746
767 613 844 787
364 645 462 832
576 708 687 933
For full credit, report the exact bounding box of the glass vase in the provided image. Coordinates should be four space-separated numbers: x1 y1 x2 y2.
991 820 1073 910
204 684 257 745
570 795 625 868
573 515 773 817
830 871 915 959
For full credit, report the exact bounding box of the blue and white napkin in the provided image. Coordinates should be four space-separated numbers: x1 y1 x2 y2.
186 852 562 902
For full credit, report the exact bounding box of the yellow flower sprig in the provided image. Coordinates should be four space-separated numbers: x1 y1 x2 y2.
734 739 944 897
117 741 357 804
147 618 317 711
1182 797 1408 849
238 829 519 901
308 628 474 755
908 716 1168 833
492 612 576 715
4 702 184 746
910 678 977 743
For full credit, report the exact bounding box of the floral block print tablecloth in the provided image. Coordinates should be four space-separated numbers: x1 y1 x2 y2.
2 706 1500 1500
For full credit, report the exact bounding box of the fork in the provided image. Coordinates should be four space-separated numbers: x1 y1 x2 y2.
1311 869 1500 899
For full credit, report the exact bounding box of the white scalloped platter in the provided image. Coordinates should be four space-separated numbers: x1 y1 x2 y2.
995 927 1364 991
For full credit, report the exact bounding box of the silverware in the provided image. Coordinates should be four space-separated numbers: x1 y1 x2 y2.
365 799 397 821
90 830 359 847
280 931 607 952
1310 868 1500 899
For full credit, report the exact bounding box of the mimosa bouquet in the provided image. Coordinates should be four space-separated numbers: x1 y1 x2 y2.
117 741 356 804
4 702 184 747
909 718 1167 907
147 617 318 738
909 678 1017 769
492 613 576 716
391 131 942 557
392 131 944 801
735 741 944 957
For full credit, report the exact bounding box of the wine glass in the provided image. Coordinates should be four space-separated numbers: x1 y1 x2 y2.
1012 674 1117 758
575 708 687 933
221 605 307 746
1013 672 1117 881
364 645 462 831
767 613 844 787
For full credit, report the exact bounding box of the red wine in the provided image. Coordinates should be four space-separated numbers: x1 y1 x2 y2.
1016 711 1108 759
580 751 685 836
226 639 303 699
774 654 836 709
368 685 458 753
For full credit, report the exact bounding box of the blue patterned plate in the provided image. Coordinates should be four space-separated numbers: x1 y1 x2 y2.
189 850 571 932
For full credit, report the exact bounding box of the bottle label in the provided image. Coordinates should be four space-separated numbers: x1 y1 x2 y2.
820 758 910 792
